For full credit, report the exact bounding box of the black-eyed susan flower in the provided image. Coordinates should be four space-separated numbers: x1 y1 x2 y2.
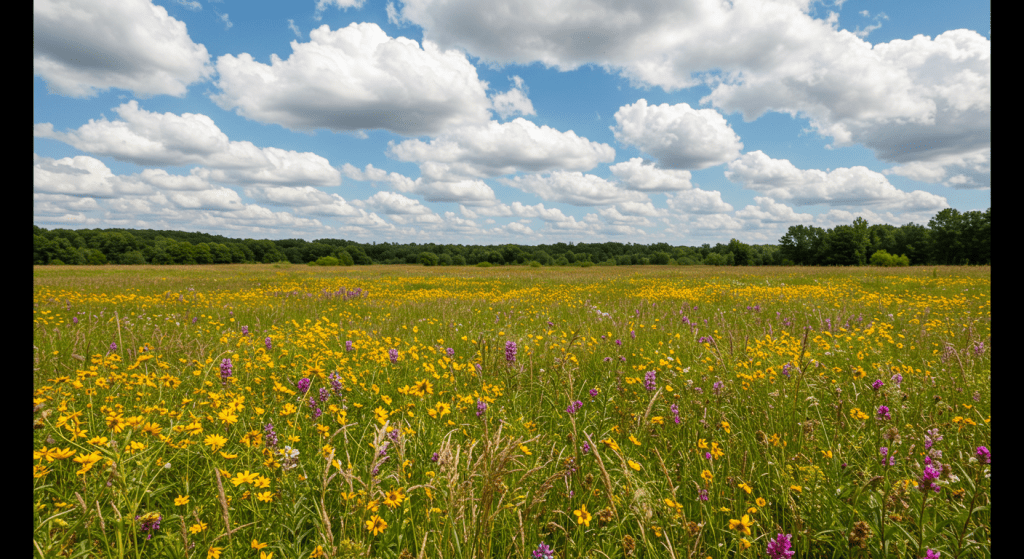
728 515 754 536
365 514 387 536
574 504 592 527
384 488 406 508
701 470 713 485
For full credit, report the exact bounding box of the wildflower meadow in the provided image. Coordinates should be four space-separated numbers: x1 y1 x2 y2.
33 264 990 559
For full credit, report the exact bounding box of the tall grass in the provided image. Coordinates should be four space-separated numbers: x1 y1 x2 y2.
33 265 990 558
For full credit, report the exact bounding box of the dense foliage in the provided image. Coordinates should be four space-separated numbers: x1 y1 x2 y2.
34 208 989 267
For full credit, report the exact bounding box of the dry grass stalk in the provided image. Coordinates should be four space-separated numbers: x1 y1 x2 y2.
583 432 617 518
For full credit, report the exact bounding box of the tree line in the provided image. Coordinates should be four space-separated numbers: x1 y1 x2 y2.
33 207 989 267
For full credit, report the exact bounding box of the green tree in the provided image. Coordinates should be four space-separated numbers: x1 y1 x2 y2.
726 238 751 266
335 249 355 266
419 252 439 266
778 225 825 265
193 243 214 264
649 251 671 265
928 208 966 265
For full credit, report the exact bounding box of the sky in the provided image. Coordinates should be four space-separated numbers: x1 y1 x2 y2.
33 0 990 246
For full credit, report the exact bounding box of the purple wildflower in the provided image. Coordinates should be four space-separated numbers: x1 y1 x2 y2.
264 422 279 449
671 403 680 424
220 358 233 386
782 363 792 377
135 513 162 540
297 377 311 395
615 339 622 346
265 337 272 351
309 397 322 420
581 442 590 453
72 316 78 324
871 379 884 391
328 373 343 395
891 373 903 385
630 329 636 340
972 341 985 356
976 446 991 464
241 325 249 336
713 381 723 396
318 387 330 403
476 400 487 417
923 550 941 559
110 342 117 352
505 341 517 363
533 542 554 559
766 533 795 559
192 316 198 325
446 347 455 358
345 340 353 352
698 489 709 501
877 405 891 421
388 348 398 363
566 400 584 414
431 452 439 462
589 388 599 398
644 370 657 392
705 452 712 461
919 465 942 493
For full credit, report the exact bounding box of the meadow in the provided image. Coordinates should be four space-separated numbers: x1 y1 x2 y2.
33 264 991 559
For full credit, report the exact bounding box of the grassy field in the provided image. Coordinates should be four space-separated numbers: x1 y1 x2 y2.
33 264 991 559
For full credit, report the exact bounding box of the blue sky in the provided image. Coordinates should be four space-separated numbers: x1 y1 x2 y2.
34 0 990 245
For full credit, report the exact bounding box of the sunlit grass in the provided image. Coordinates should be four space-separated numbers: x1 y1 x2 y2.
33 264 990 559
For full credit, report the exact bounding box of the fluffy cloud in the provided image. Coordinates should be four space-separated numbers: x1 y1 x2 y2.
500 171 647 206
244 186 365 218
342 163 499 205
490 76 536 120
734 196 814 224
162 188 245 211
34 154 152 198
211 22 492 136
33 0 213 98
35 102 341 187
664 189 734 214
725 150 949 211
883 148 990 189
707 30 990 186
609 157 693 191
392 0 988 181
389 117 615 177
460 201 572 222
611 101 742 170
33 193 102 215
361 191 434 215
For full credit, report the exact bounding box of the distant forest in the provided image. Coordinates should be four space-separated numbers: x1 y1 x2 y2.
33 207 989 267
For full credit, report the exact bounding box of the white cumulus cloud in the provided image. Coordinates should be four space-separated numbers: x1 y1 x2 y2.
34 0 213 98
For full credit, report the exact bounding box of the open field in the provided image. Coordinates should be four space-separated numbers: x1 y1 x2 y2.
33 265 991 559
